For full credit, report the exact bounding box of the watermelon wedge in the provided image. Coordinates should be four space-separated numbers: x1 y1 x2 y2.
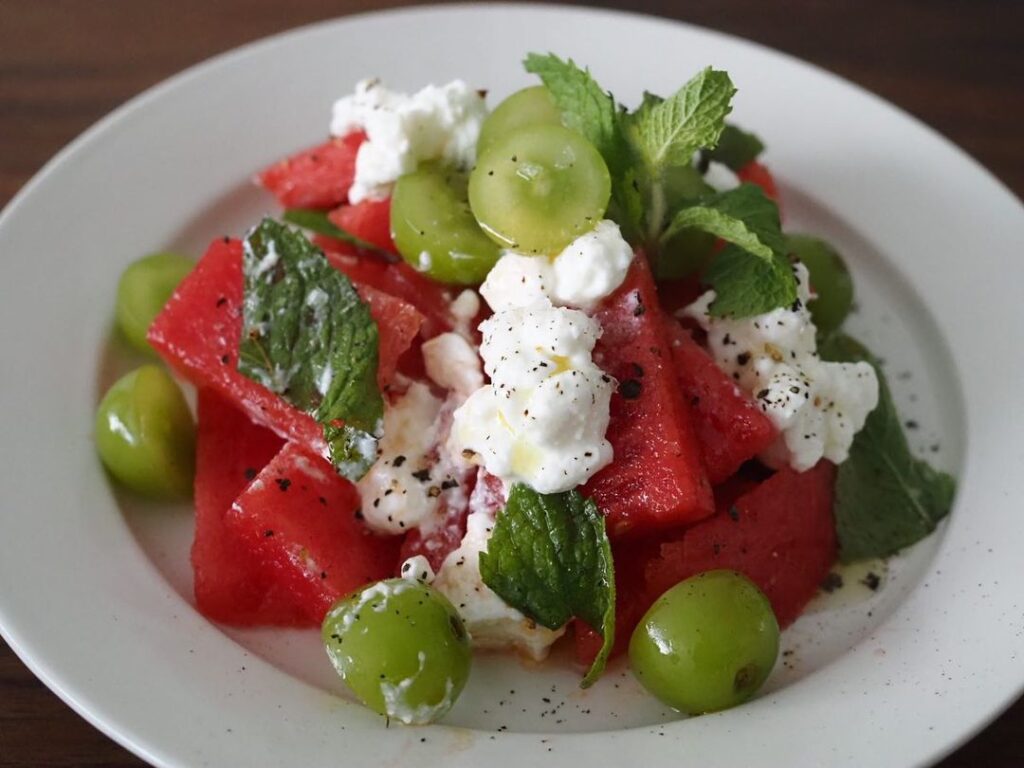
328 198 396 255
148 237 422 456
192 389 308 625
583 255 714 537
664 319 777 484
225 442 402 624
576 462 837 664
257 131 364 210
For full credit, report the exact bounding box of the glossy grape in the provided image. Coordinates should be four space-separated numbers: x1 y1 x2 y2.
785 233 853 335
322 578 471 724
476 85 561 157
391 163 502 284
629 570 779 714
116 252 194 353
469 123 610 255
94 365 195 498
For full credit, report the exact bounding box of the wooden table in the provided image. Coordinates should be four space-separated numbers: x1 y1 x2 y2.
1 1 1021 765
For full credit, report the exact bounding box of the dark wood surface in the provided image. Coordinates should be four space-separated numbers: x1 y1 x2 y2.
0 1 1021 766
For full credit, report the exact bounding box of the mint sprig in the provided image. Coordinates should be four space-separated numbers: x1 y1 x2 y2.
479 484 615 687
819 333 956 561
661 183 797 317
629 67 735 171
523 54 797 317
239 218 383 480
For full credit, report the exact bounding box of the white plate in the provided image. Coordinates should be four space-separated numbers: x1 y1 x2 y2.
1 4 1022 767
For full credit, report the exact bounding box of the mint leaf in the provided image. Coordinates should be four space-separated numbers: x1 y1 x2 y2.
282 208 387 255
523 52 625 170
630 68 735 169
819 333 956 562
660 183 796 317
479 484 615 687
702 245 797 317
523 53 641 242
705 123 765 171
661 183 785 258
239 218 383 479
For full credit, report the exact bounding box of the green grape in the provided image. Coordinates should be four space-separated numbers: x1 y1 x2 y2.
94 365 195 498
322 578 471 725
469 123 611 256
116 252 194 353
785 234 853 335
629 570 779 715
476 85 562 157
391 164 502 285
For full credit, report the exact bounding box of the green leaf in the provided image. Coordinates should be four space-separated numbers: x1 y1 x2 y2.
701 245 796 317
523 53 641 243
630 68 735 169
705 123 765 171
660 184 796 317
819 334 956 562
479 484 615 687
282 208 389 256
662 183 785 257
523 53 625 171
239 218 383 480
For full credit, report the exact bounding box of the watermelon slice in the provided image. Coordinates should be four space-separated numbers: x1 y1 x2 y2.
225 442 402 623
664 319 777 484
328 198 396 255
192 389 309 625
583 255 714 537
148 237 423 456
257 132 364 209
325 249 455 340
576 462 837 664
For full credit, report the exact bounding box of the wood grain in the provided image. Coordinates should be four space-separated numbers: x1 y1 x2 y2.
0 1 1020 765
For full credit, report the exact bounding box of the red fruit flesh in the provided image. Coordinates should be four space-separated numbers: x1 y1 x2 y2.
191 389 308 625
583 255 714 537
257 132 364 209
665 319 777 484
225 443 402 624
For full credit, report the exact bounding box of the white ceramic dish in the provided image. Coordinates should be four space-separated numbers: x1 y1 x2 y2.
1 4 1022 767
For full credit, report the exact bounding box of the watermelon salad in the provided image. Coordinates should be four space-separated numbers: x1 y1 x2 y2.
95 54 956 725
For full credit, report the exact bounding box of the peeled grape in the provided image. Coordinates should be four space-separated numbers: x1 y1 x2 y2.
476 85 561 157
629 570 779 715
391 164 502 285
322 578 471 725
469 123 610 256
116 252 194 353
94 365 195 498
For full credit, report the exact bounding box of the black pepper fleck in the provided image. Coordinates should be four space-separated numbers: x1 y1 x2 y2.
619 379 642 399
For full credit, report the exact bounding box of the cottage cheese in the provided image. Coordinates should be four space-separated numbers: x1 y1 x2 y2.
330 79 487 203
451 304 613 494
422 332 483 399
481 220 633 312
684 262 879 471
433 480 564 660
358 382 462 534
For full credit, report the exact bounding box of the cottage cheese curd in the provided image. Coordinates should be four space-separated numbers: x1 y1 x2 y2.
684 262 879 471
451 304 613 494
358 382 462 535
432 480 564 660
330 79 487 204
481 220 633 312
